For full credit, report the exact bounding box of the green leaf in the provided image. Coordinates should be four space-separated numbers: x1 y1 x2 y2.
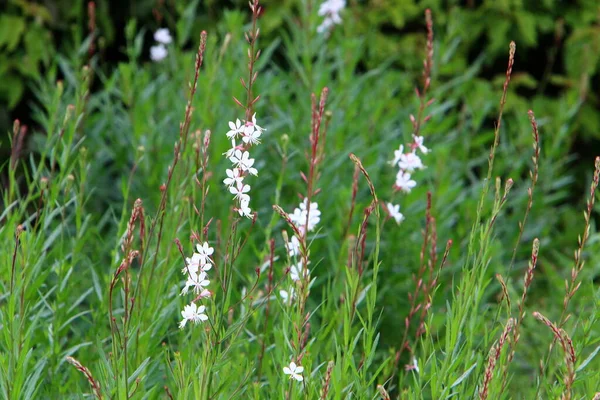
0 15 26 51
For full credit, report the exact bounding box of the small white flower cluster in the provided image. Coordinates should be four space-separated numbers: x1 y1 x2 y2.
283 361 304 382
223 114 264 218
289 199 321 236
386 135 429 224
179 242 214 328
317 0 346 33
150 28 172 62
279 199 320 304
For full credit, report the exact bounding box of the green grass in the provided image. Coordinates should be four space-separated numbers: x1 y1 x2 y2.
1 2 600 399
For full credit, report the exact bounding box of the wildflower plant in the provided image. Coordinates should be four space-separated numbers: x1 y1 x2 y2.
2 2 600 400
384 9 434 226
222 0 264 220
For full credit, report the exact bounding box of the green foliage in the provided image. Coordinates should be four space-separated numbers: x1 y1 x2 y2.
1 1 600 399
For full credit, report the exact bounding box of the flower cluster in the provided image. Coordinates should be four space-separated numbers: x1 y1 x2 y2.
289 199 321 236
179 242 214 328
150 28 172 62
386 135 429 224
223 114 264 218
279 199 320 304
317 0 346 33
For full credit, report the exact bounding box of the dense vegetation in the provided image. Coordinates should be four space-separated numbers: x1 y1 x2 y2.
1 1 599 398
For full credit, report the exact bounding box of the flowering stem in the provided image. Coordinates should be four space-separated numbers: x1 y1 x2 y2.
256 239 276 381
244 0 261 121
412 9 434 139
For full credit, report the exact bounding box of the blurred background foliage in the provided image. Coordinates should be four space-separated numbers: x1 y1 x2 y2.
2 0 600 141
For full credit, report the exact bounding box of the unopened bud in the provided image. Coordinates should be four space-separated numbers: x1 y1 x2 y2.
64 105 75 125
504 178 514 195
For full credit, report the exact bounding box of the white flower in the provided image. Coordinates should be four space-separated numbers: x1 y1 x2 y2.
244 113 264 134
289 208 304 226
224 139 238 158
317 0 345 33
237 197 253 218
287 235 301 257
386 202 405 224
223 168 243 188
283 361 304 382
196 242 214 257
150 45 168 62
229 150 257 176
318 0 345 16
395 171 417 193
398 152 424 172
280 287 295 305
184 252 212 276
412 135 429 154
411 357 420 374
242 128 262 145
289 261 310 282
299 199 321 231
390 144 404 166
154 28 172 44
179 302 208 329
227 119 244 139
289 199 321 232
195 242 215 264
230 181 251 202
181 271 210 295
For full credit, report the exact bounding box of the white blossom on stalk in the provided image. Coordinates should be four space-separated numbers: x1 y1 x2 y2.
317 0 345 33
230 181 251 202
179 303 208 329
279 287 295 305
386 202 405 224
195 242 215 264
287 235 301 257
184 253 212 275
387 133 430 225
242 128 262 145
237 197 253 218
179 241 215 327
289 199 321 233
223 114 264 219
412 135 429 154
390 144 404 166
398 152 424 172
244 113 264 134
224 139 238 158
395 171 417 193
289 261 310 282
283 361 304 382
229 150 258 176
181 271 210 295
223 168 243 188
227 119 244 139
150 45 167 62
154 28 173 44
411 357 420 374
